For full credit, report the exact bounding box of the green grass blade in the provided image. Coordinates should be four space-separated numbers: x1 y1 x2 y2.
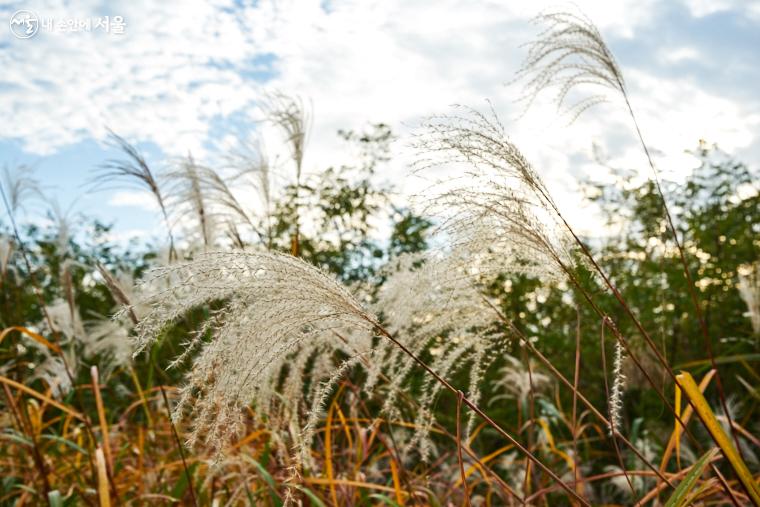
368 493 403 507
241 455 283 507
664 447 718 507
291 485 328 507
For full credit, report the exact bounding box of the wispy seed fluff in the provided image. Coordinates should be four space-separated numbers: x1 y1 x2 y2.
609 341 626 434
369 251 502 461
413 104 576 285
124 251 376 459
515 9 626 121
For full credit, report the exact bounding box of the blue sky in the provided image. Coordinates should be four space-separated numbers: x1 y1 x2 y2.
1 0 759 243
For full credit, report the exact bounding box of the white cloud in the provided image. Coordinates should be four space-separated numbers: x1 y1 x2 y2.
680 0 760 18
2 0 760 236
1 0 261 156
660 47 701 64
107 189 159 210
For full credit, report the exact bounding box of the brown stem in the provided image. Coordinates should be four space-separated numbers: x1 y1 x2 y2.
3 383 51 497
370 322 591 506
571 305 582 502
620 90 741 459
456 390 472 507
599 320 637 499
158 384 198 507
481 297 673 488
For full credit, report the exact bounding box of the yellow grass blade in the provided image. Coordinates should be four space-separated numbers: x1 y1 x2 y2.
335 404 354 449
537 418 575 470
659 369 715 473
129 365 153 427
325 400 339 507
95 447 111 507
675 383 681 470
454 445 513 487
390 459 404 506
0 326 61 353
676 371 760 505
91 366 113 473
0 375 84 421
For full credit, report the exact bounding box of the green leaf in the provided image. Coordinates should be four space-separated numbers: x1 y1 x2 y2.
1 431 32 447
170 461 198 501
240 456 283 507
291 485 327 507
48 490 63 507
664 448 719 507
40 434 88 454
368 493 402 507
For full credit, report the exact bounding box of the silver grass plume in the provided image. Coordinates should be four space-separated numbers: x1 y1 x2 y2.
226 139 274 247
515 10 625 121
371 251 500 461
94 130 176 259
738 262 760 334
262 93 311 254
166 154 215 248
414 104 576 284
200 165 265 246
609 340 626 434
262 93 309 181
1 164 38 214
490 355 551 408
124 251 376 458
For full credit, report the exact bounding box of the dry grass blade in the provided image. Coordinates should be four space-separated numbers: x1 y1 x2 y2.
676 371 760 505
90 367 112 472
95 447 111 507
0 375 84 421
0 326 61 353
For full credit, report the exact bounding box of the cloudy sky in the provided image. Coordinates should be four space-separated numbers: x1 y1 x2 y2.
1 0 759 243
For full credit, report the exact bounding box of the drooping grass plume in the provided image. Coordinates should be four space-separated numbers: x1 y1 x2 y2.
226 138 274 246
262 93 309 181
412 104 727 501
515 10 624 121
370 251 502 459
517 7 742 457
93 130 176 259
200 163 266 246
1 164 39 214
414 104 576 284
124 251 377 457
166 154 214 249
261 93 311 255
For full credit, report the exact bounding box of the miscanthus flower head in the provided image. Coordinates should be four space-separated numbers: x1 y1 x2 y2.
125 251 376 458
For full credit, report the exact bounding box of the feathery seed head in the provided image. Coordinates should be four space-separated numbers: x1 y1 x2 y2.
127 251 376 457
516 10 625 121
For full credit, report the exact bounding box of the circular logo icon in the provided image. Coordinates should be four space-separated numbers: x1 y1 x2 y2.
9 10 39 39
